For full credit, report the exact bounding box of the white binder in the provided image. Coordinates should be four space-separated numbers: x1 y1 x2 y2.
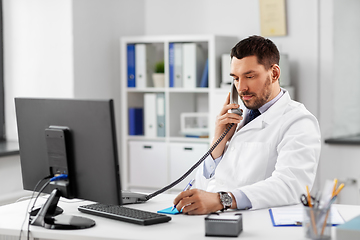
182 43 206 89
174 43 183 88
135 44 156 89
144 93 157 137
156 93 165 137
221 54 233 88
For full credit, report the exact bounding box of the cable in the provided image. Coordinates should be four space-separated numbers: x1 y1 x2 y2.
20 174 68 240
18 175 51 240
145 123 235 200
27 179 51 240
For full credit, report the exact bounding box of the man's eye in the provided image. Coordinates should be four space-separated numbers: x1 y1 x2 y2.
246 75 254 79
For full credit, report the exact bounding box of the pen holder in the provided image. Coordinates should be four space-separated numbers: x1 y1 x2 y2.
303 206 331 240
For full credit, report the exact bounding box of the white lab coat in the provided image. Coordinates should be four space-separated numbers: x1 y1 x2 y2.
195 90 321 210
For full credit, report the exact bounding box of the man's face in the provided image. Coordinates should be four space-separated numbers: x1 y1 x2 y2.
230 56 279 110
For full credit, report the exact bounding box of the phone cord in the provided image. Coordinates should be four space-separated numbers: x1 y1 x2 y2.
145 123 235 200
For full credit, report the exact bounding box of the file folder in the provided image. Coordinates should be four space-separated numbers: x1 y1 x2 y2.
174 43 183 88
128 108 143 135
182 43 206 89
135 44 156 89
127 44 136 87
169 43 175 87
156 93 165 137
144 93 157 137
200 59 209 88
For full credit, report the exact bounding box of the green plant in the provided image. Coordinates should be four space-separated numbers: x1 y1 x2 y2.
154 60 164 73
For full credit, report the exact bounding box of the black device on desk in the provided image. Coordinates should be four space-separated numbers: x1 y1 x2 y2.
15 98 171 228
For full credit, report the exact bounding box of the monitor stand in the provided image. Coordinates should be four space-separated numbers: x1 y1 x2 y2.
31 188 95 229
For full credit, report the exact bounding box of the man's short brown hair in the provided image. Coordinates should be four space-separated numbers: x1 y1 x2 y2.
231 35 280 70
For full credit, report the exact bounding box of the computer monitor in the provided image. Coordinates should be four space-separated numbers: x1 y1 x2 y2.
15 98 122 229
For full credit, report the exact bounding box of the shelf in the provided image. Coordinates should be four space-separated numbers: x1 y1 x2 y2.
169 137 209 143
120 34 239 190
127 136 166 142
168 88 209 93
127 88 166 93
324 134 360 145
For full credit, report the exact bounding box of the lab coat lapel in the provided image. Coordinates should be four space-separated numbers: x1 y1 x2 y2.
236 90 291 133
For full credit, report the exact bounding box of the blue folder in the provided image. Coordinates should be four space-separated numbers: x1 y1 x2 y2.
128 108 143 135
169 43 175 87
127 44 136 88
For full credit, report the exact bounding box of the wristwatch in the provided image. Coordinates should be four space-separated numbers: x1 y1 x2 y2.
218 192 233 211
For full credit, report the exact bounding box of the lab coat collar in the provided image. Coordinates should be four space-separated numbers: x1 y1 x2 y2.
237 89 291 132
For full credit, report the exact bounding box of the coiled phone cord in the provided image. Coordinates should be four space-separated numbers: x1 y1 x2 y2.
145 123 235 200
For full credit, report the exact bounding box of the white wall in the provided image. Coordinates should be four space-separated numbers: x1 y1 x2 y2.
3 0 74 141
144 0 320 117
318 0 360 205
1 0 145 205
71 0 145 186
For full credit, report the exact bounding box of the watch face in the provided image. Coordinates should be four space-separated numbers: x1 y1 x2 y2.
221 192 232 207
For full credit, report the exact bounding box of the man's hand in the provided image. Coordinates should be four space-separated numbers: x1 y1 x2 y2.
211 93 243 159
173 189 223 215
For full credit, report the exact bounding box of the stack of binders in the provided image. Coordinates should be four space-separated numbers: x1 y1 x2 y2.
169 42 208 88
127 43 157 88
144 93 165 138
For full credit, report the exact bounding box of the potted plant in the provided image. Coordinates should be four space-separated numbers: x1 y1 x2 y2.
152 60 165 87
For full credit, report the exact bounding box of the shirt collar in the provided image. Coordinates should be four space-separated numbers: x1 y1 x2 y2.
258 88 285 114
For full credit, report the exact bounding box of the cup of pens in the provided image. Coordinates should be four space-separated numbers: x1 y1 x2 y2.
302 180 344 240
303 206 331 239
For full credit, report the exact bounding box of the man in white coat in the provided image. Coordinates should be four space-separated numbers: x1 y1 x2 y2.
173 35 321 214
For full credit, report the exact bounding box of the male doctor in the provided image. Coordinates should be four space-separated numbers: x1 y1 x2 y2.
173 35 321 215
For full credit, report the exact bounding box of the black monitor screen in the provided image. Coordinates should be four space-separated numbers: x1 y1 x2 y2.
15 98 122 205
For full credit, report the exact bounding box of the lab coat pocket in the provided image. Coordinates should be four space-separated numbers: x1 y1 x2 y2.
235 142 270 185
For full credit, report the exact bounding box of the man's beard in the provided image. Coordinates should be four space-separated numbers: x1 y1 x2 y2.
240 76 272 110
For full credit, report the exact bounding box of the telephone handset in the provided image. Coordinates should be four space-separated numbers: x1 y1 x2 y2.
230 81 242 116
129 82 242 203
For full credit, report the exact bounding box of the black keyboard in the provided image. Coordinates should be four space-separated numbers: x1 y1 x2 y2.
78 203 171 226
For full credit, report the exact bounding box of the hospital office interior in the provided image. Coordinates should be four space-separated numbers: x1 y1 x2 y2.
1 0 359 207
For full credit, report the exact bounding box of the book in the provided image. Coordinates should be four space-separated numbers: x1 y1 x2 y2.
127 44 136 87
128 108 143 135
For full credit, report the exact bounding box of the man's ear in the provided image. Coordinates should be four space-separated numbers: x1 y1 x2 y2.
271 64 280 83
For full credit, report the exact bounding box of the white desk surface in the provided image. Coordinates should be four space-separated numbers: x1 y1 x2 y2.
0 193 359 240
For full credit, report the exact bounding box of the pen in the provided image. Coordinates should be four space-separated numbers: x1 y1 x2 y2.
321 182 345 236
171 179 195 211
332 178 338 197
334 183 344 196
306 185 318 236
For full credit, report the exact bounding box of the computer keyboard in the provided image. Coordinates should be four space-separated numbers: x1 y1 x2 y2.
78 203 171 226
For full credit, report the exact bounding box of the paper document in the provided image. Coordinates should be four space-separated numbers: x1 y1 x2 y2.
269 204 344 227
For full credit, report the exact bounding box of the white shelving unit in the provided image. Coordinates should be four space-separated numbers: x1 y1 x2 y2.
120 35 238 191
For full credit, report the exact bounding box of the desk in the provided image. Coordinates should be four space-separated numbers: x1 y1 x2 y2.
0 194 359 240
